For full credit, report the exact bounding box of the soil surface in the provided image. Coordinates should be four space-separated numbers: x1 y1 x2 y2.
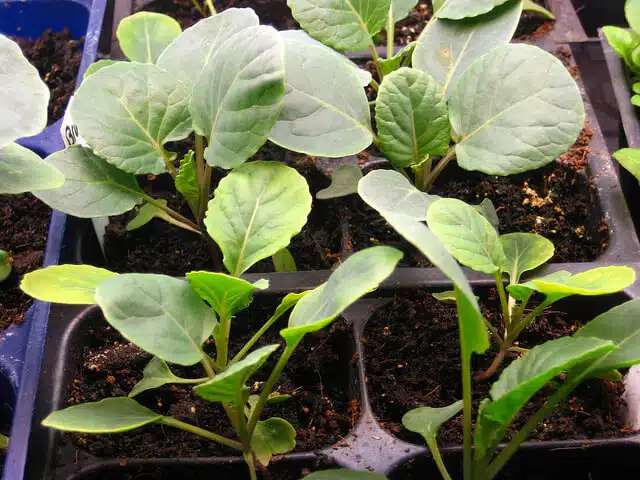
15 29 83 125
61 299 357 463
0 194 51 331
363 290 633 446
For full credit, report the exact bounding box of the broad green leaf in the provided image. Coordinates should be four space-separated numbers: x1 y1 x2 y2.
303 471 388 480
633 83 640 94
448 44 585 176
157 8 259 88
269 31 373 158
413 0 521 96
0 35 49 147
194 344 279 402
42 397 162 433
205 162 312 276
281 246 402 344
0 434 7 450
632 95 640 107
432 290 457 303
190 26 284 169
186 271 268 318
392 0 419 22
0 250 10 282
252 417 296 466
272 248 297 273
433 0 445 12
83 59 117 79
627 0 640 34
522 0 555 19
95 274 217 365
33 146 144 217
506 270 570 301
125 200 173 231
0 143 64 194
602 26 640 68
316 164 362 200
532 266 636 299
427 198 506 274
474 336 615 459
436 0 511 20
473 198 499 232
376 68 450 169
575 300 640 374
499 233 554 283
287 0 391 51
71 62 191 175
175 151 200 205
613 148 640 181
357 170 440 220
21 265 117 305
129 357 198 397
402 401 462 449
379 41 416 76
116 12 181 63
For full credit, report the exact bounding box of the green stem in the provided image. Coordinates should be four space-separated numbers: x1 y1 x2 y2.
231 315 281 365
426 438 453 480
216 310 232 368
369 43 384 81
422 146 456 191
386 8 395 60
461 345 473 480
483 318 503 346
194 134 212 222
235 389 251 451
244 452 258 480
493 272 511 330
201 356 217 378
160 416 243 450
205 0 216 16
142 194 201 233
506 302 548 345
191 0 206 17
369 78 380 91
412 158 433 191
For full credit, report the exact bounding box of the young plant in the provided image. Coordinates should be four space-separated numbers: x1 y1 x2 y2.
359 169 636 378
0 250 11 283
22 246 403 479
357 176 639 479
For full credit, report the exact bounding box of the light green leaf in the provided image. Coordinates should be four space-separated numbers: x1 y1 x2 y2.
473 198 499 232
433 0 445 12
272 248 297 273
42 397 162 433
455 284 490 359
116 12 181 63
269 31 373 158
0 250 10 282
33 146 144 217
413 0 521 96
632 95 640 106
186 271 268 318
613 148 640 181
392 0 419 22
436 0 511 20
432 290 457 303
129 357 197 397
83 59 118 79
506 270 570 301
205 162 312 276
448 44 585 176
379 41 416 76
627 0 640 34
95 274 217 365
427 198 506 274
499 233 554 283
21 265 117 305
376 68 450 169
194 344 279 402
0 434 7 450
252 417 296 466
125 200 170 231
357 170 440 221
602 26 640 68
0 142 64 194
475 336 615 459
316 164 362 200
190 26 284 169
402 401 462 448
175 151 200 205
288 0 391 51
303 471 388 480
282 246 402 344
531 266 636 299
0 34 49 147
522 0 555 19
71 62 191 175
575 300 640 374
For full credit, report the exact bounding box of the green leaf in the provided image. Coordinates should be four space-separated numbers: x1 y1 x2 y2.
433 0 445 12
432 290 457 304
21 265 117 305
205 162 312 276
175 150 200 206
71 62 191 175
575 300 640 374
632 95 640 107
392 0 419 22
402 401 463 447
613 148 640 181
506 270 570 301
302 471 388 480
42 397 162 433
376 68 450 169
0 34 49 147
83 59 118 79
316 164 362 200
531 266 636 299
0 250 12 282
0 142 64 194
32 146 144 217
194 344 279 402
269 30 373 158
190 26 284 169
602 26 640 67
379 41 416 76
633 83 640 94
272 248 297 273
455 284 490 359
357 170 440 221
427 198 506 274
95 274 217 365
125 200 171 231
0 434 8 450
288 0 391 51
436 0 511 19
413 0 521 96
473 198 499 232
448 44 585 176
157 8 259 88
627 0 640 34
522 0 555 19
251 417 296 466
282 246 402 344
186 271 268 318
129 357 196 397
474 336 615 459
116 12 181 63
499 233 554 283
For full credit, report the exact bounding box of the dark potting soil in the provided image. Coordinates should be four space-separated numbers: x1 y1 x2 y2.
14 29 83 125
61 301 357 462
0 194 51 331
363 290 632 447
